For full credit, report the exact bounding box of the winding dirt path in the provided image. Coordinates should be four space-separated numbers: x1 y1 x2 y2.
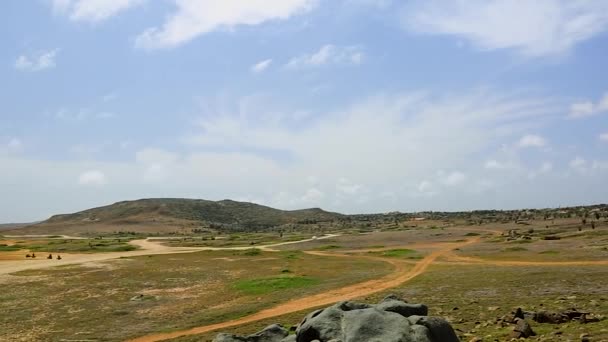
442 252 608 266
127 236 482 342
0 234 339 277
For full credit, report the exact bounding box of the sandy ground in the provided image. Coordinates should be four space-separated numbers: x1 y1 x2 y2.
127 226 608 342
127 236 483 342
0 234 338 277
5 228 606 342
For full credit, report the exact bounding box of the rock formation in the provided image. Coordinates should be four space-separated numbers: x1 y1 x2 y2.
213 295 459 342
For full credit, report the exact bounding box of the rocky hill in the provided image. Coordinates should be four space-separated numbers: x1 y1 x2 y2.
6 198 343 235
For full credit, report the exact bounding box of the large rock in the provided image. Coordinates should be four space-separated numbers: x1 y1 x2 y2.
213 324 290 342
295 296 456 342
214 296 459 342
376 296 428 317
407 316 460 341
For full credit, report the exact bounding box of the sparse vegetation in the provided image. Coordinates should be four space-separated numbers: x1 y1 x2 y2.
234 276 320 295
381 249 417 257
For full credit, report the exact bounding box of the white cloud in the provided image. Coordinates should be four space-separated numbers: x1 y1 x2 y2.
7 138 22 149
484 159 507 169
78 170 107 186
285 44 364 69
136 148 179 183
440 171 466 186
14 49 59 72
417 180 437 196
1 138 23 155
592 160 608 170
569 157 587 172
600 132 608 142
51 0 143 22
568 93 608 118
336 178 362 195
599 94 608 112
300 187 325 204
10 89 605 221
102 92 118 102
528 161 553 179
53 107 115 121
135 0 317 49
539 161 553 173
403 0 608 57
518 134 546 148
251 59 273 73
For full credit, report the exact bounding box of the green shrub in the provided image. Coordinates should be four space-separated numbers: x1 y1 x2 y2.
382 249 416 257
234 276 319 295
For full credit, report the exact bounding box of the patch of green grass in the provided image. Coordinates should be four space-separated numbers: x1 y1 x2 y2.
0 244 23 251
503 246 528 252
509 239 533 244
284 252 300 260
240 248 261 256
24 239 137 253
382 249 417 257
464 232 480 236
233 276 320 295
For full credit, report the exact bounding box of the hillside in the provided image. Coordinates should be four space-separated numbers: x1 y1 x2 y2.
0 223 30 231
5 198 343 236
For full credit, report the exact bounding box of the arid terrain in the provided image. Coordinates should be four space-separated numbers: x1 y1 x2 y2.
1 201 607 341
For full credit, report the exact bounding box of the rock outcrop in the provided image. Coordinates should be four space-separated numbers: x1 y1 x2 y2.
212 295 459 342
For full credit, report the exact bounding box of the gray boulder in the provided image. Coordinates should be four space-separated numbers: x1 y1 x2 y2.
510 318 535 339
295 296 458 342
407 316 459 341
214 296 459 342
213 324 290 342
376 298 428 317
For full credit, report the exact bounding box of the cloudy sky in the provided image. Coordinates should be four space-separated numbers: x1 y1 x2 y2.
2 0 608 222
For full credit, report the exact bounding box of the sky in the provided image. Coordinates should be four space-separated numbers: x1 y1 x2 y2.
1 0 608 222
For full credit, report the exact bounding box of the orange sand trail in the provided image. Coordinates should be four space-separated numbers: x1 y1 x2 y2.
127 237 481 342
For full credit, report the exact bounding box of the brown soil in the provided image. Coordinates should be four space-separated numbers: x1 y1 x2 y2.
127 237 482 342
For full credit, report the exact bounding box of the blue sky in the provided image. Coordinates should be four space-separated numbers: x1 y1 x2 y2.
1 0 608 222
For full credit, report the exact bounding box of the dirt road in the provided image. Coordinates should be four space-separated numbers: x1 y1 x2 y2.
0 234 338 276
443 252 608 266
127 236 482 342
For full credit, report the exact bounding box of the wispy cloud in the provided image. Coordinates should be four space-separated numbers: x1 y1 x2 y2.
285 44 364 69
14 49 59 72
78 170 107 186
251 59 273 73
518 134 547 148
568 92 608 118
135 0 318 49
402 0 608 57
51 0 144 23
53 108 115 121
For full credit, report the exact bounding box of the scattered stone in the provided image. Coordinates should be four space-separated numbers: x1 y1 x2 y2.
533 309 591 324
130 294 145 301
510 318 535 339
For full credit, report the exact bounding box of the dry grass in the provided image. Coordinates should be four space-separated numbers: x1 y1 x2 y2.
0 249 391 341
